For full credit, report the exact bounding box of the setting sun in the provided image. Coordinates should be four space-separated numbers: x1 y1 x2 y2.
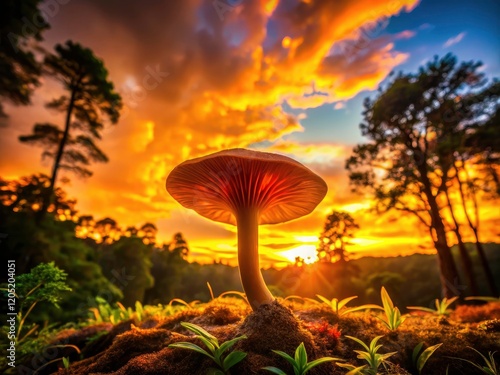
279 244 318 264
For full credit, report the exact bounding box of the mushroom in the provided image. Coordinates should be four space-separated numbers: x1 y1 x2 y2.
166 148 327 310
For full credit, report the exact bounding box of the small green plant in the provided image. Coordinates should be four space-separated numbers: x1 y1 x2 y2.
168 322 247 374
376 287 406 331
1 262 72 344
262 342 341 375
338 335 396 375
88 297 145 324
449 347 498 375
62 357 70 369
316 295 380 316
31 345 80 374
407 297 458 315
412 342 442 374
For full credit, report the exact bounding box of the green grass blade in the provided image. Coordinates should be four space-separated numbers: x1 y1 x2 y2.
465 296 500 302
181 322 218 343
168 342 214 360
216 335 247 356
222 350 247 371
380 351 397 361
316 294 332 307
345 365 367 375
346 335 370 351
197 335 217 353
407 306 437 314
354 350 371 362
369 336 383 352
344 304 383 314
262 367 288 375
338 296 358 310
295 343 308 370
272 350 299 373
417 343 442 373
62 357 70 369
381 287 394 310
444 297 458 309
412 342 424 364
303 357 340 373
336 363 356 370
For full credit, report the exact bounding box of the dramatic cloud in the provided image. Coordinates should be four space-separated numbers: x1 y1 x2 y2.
1 0 430 264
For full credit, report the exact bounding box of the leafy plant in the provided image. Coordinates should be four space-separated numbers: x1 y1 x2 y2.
30 344 80 375
88 297 141 324
376 287 406 331
316 295 380 316
412 342 442 374
449 348 498 375
1 262 72 343
338 335 396 375
62 356 70 369
407 297 458 315
262 342 340 375
168 322 247 374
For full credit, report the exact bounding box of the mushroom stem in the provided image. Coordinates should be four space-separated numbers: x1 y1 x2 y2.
236 207 274 310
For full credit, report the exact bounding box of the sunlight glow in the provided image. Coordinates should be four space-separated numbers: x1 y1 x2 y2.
340 202 371 212
294 235 318 243
279 244 318 264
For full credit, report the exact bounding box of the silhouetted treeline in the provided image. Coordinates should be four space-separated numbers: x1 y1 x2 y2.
2 175 499 325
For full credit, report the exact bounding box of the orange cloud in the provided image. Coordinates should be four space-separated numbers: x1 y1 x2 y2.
0 0 429 265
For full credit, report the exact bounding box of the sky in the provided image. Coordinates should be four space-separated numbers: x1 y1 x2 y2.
1 0 499 267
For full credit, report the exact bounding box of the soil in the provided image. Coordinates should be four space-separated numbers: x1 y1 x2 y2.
25 299 500 374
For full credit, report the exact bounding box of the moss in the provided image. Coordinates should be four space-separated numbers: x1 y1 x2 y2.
453 302 500 323
45 299 499 375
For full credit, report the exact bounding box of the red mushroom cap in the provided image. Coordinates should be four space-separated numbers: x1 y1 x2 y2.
166 148 327 225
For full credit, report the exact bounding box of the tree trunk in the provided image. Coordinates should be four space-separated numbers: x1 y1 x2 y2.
38 88 77 223
444 187 478 295
417 160 461 299
454 162 498 295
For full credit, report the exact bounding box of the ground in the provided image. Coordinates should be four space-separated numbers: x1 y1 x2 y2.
22 299 500 374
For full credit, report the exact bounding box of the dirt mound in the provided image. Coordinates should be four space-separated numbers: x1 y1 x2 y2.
53 300 339 375
30 300 499 375
231 300 335 374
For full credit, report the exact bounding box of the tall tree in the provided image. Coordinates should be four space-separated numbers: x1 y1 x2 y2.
432 71 499 296
317 210 359 263
345 54 493 298
0 174 75 216
140 223 158 245
19 40 122 220
0 0 49 118
434 132 479 296
144 242 189 305
99 236 153 307
169 232 189 259
462 83 500 197
95 217 120 244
